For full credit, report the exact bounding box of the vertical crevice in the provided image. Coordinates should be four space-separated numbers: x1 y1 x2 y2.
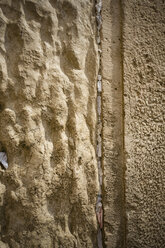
96 0 126 247
95 1 104 247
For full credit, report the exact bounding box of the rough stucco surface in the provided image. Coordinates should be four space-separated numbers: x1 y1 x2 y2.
123 0 165 247
0 0 99 247
102 0 165 247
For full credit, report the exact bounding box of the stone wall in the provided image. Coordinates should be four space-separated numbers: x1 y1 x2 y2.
0 0 164 247
0 1 99 247
102 0 164 247
123 0 165 247
102 0 125 247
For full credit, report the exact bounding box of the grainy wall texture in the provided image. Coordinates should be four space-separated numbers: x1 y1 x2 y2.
0 0 165 248
101 0 125 247
123 0 165 247
102 0 165 247
0 0 99 247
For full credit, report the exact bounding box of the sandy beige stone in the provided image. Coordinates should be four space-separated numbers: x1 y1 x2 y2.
123 1 165 247
0 0 164 247
0 1 99 247
102 0 164 247
101 0 125 247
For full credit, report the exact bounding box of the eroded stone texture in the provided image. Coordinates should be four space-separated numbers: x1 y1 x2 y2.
123 0 165 247
0 0 99 247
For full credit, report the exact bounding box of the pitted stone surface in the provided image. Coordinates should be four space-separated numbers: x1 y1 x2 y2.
123 0 165 247
0 1 99 247
0 0 164 247
102 0 164 247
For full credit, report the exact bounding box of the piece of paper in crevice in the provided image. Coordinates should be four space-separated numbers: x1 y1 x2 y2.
0 152 8 169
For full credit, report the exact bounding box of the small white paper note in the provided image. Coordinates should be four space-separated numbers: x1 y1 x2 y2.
0 152 8 169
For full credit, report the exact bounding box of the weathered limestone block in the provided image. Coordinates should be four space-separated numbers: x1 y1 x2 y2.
0 0 99 247
123 0 165 247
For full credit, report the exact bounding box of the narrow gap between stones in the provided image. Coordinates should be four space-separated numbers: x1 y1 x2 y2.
120 1 127 246
95 1 104 247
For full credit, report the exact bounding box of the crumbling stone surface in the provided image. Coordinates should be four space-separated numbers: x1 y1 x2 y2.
123 0 165 247
0 0 99 247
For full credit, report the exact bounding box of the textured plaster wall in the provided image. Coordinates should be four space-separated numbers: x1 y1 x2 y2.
123 0 165 247
0 1 99 247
